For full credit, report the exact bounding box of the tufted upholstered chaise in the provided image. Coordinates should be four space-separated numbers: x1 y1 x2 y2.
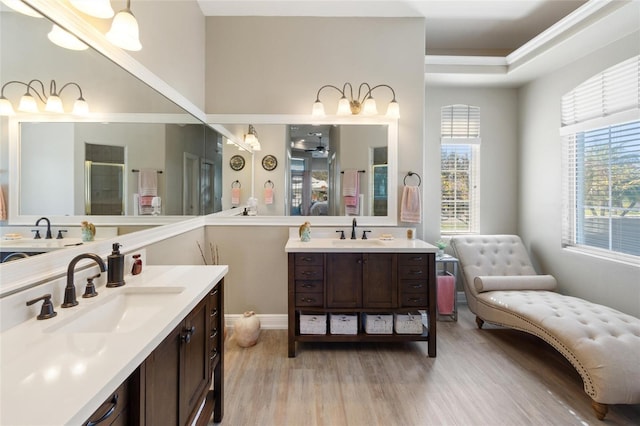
450 235 640 420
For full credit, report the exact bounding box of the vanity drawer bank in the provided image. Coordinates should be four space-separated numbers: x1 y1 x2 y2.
285 229 437 358
0 265 227 425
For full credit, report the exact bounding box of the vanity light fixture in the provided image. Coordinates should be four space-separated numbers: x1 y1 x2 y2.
0 79 89 116
244 124 262 151
1 0 42 18
47 25 89 51
312 82 400 118
106 0 142 51
69 0 115 19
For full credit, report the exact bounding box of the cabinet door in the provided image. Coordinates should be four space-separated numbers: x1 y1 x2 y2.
326 253 362 308
363 253 397 308
180 296 211 426
144 326 181 425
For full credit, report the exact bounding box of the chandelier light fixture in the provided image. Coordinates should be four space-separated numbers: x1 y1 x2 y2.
48 24 89 51
106 0 143 51
244 125 261 151
312 82 400 118
0 79 89 116
1 0 42 18
69 0 115 19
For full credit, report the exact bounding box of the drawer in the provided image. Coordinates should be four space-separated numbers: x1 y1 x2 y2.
399 266 428 279
401 280 428 293
295 266 324 280
84 379 129 426
401 293 428 307
295 280 324 293
398 253 428 265
295 253 323 266
296 292 324 307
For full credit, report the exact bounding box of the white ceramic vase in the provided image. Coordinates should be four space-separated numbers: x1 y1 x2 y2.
234 311 261 347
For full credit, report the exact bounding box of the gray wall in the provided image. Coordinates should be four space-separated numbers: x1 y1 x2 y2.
518 31 640 317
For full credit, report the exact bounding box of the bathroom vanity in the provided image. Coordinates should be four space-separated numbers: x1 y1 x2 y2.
285 230 437 357
0 265 227 425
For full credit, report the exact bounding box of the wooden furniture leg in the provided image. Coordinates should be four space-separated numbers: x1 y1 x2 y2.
475 316 484 329
591 400 608 420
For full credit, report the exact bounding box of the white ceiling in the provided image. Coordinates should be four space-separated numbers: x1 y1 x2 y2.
196 0 588 56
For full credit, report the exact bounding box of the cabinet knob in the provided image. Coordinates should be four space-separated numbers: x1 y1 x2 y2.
181 326 196 343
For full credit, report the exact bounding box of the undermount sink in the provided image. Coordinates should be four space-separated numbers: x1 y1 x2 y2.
45 286 185 334
331 239 385 246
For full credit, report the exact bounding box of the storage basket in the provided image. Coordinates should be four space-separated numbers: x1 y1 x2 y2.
300 313 327 335
362 313 393 334
394 312 425 334
330 313 358 335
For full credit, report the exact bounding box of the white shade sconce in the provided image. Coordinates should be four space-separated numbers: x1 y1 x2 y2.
69 0 115 19
1 0 42 18
0 79 89 116
244 125 262 151
312 82 400 118
48 25 89 51
106 0 142 51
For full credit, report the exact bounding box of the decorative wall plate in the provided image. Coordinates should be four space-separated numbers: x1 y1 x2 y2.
262 154 278 171
230 154 245 171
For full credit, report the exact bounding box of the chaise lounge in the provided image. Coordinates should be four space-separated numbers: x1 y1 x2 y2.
450 235 640 420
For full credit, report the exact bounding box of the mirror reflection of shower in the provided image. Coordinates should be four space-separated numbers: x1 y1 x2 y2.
84 143 125 215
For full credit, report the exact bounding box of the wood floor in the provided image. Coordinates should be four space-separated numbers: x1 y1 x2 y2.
213 305 640 425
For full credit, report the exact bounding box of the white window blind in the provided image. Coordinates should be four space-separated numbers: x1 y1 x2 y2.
561 55 640 263
441 105 481 233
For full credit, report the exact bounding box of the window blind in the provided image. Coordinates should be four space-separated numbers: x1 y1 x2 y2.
441 104 481 144
561 55 640 263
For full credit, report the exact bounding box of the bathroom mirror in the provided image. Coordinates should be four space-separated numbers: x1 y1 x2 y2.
1 4 247 226
210 115 398 224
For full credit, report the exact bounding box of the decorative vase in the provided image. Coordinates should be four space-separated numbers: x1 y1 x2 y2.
234 311 261 347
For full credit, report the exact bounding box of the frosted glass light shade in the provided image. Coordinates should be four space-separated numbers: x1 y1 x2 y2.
0 98 15 116
48 25 88 51
3 0 42 18
18 94 38 113
245 133 258 146
45 95 64 113
336 97 351 115
312 101 325 117
72 99 90 116
69 0 115 18
252 142 262 151
106 10 142 51
362 97 378 115
386 100 400 119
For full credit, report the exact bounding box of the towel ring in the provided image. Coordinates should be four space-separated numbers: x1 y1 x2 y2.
231 180 241 188
403 172 421 186
264 180 274 188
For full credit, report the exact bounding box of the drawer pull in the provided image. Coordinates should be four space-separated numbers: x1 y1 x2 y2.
210 329 218 339
300 297 316 303
210 349 218 360
409 270 423 275
210 308 218 317
410 284 424 289
181 326 196 344
301 283 315 289
409 256 423 261
301 271 316 276
408 297 424 303
86 393 118 426
210 289 219 296
301 256 313 262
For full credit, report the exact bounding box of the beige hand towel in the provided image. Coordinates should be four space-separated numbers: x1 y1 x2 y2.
400 185 421 223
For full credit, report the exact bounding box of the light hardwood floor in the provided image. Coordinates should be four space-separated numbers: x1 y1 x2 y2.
214 306 639 425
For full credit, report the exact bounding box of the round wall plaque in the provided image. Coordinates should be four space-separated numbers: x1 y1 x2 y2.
262 154 278 171
229 155 245 171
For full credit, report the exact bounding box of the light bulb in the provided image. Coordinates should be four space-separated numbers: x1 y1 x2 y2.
386 100 400 119
336 97 351 115
69 0 115 18
18 94 38 113
48 25 88 51
362 97 378 115
45 95 64 113
0 97 15 116
106 9 142 51
312 100 325 117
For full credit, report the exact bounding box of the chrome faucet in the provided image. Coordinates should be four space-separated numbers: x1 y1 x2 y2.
351 217 357 240
62 253 106 308
35 217 52 239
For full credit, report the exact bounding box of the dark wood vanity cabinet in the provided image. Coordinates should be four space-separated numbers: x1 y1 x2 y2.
87 281 225 426
288 252 436 358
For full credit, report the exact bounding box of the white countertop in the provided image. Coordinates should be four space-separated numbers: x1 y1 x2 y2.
0 265 228 426
285 237 436 253
0 237 91 253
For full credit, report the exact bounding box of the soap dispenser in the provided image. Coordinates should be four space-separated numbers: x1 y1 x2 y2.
107 243 126 288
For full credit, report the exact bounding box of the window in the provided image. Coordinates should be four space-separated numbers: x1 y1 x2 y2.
561 56 640 262
440 105 480 233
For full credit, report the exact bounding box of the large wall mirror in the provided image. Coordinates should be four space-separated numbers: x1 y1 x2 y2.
210 116 398 225
1 3 249 226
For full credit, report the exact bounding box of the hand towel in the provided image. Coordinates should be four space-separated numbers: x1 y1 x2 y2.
231 187 241 206
264 187 274 205
437 275 456 315
139 195 155 215
0 186 6 221
138 169 158 197
400 185 421 223
343 170 359 215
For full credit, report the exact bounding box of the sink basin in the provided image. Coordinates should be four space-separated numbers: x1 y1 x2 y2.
45 286 185 334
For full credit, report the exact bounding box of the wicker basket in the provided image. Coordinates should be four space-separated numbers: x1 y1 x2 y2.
362 313 393 334
394 312 425 334
300 313 327 335
330 313 358 335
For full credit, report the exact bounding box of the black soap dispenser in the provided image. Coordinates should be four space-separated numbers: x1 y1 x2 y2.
107 243 126 288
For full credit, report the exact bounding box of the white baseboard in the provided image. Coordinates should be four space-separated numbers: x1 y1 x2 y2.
225 313 288 330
